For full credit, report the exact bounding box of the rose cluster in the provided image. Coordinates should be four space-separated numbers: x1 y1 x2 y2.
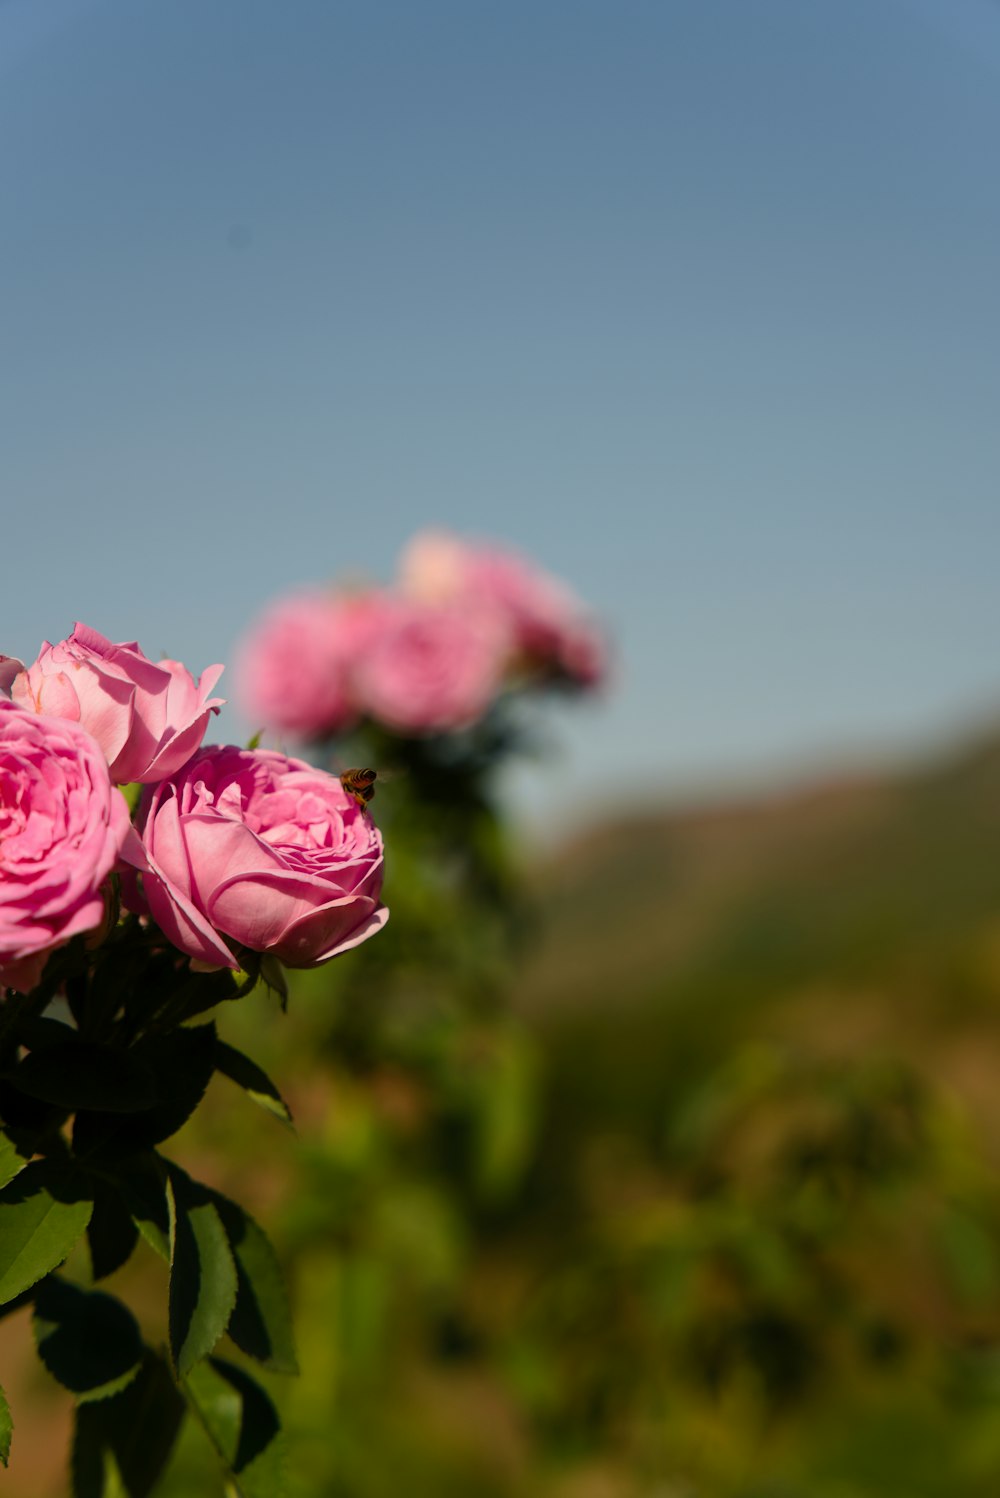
0 625 386 994
236 531 608 740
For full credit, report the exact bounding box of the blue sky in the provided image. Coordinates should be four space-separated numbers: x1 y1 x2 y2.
3 0 999 830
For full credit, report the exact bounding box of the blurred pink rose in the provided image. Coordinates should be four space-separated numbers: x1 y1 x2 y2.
0 701 131 993
235 591 380 738
125 745 387 970
400 531 607 688
13 624 224 784
359 598 509 734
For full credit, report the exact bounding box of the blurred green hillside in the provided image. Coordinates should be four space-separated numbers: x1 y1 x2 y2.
468 727 1000 1497
524 728 1000 1153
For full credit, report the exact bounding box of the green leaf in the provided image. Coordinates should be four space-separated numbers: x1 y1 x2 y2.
183 1357 284 1498
137 1024 218 1143
0 1077 71 1142
210 1193 297 1374
0 1162 93 1305
75 1025 218 1156
33 1276 142 1402
214 1042 293 1128
17 1015 81 1052
72 1348 185 1498
84 943 159 1040
10 1044 157 1113
152 968 240 1024
86 1185 139 1281
0 1381 11 1467
167 1169 238 1376
0 1131 29 1192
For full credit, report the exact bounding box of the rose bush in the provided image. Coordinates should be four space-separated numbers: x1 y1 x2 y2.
126 744 387 969
13 622 224 783
0 700 130 992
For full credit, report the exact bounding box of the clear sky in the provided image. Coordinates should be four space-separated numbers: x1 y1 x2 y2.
3 0 999 829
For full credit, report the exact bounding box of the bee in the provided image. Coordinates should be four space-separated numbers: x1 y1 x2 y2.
339 766 378 813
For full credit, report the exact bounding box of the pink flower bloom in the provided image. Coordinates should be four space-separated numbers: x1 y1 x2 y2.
0 702 131 993
125 745 387 970
359 598 509 734
235 591 379 739
13 624 224 785
400 531 607 688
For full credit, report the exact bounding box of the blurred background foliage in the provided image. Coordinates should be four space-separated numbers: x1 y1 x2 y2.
9 721 1000 1496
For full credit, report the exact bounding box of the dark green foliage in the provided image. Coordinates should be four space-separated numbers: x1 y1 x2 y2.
86 1182 140 1280
71 1349 185 1498
119 1150 171 1260
73 1024 218 1156
10 1042 157 1113
33 1275 142 1401
0 912 300 1491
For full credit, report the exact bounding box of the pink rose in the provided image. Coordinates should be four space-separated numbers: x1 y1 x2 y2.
400 531 607 688
0 701 131 993
125 745 387 970
235 591 379 739
359 598 509 734
13 624 224 785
